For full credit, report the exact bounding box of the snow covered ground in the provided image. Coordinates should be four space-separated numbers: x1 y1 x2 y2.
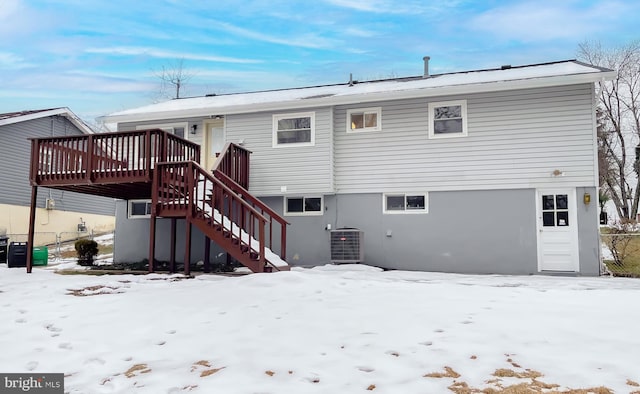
1 263 639 393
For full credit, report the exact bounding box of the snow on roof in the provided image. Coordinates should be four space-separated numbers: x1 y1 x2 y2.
102 60 615 123
0 107 94 134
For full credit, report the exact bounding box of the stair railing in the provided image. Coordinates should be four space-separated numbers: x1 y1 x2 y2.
213 142 289 261
154 161 269 270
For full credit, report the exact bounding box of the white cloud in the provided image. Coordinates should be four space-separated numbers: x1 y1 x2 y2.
469 1 628 42
323 0 460 14
0 51 35 69
84 46 262 64
213 21 337 49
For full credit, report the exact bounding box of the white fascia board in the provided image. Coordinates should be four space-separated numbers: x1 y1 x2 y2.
102 71 616 124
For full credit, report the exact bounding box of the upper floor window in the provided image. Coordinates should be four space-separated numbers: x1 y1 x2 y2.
347 107 381 132
383 193 428 214
428 100 468 139
273 112 315 147
137 123 187 139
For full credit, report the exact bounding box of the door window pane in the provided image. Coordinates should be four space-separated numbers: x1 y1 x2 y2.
556 195 568 210
557 211 569 226
542 195 555 210
543 212 555 227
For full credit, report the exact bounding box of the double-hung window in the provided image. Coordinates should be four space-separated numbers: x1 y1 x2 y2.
128 199 152 218
137 123 187 139
273 112 315 147
384 193 428 213
284 196 323 216
347 107 381 132
428 100 468 138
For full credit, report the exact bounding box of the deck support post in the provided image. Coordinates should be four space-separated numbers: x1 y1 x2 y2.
204 236 211 273
148 214 156 273
169 218 176 273
26 186 38 273
184 219 192 276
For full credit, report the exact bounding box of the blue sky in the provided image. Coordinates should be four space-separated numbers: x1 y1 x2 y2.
1 0 638 124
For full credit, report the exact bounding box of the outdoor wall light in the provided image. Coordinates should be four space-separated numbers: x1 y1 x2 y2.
191 124 198 134
584 192 591 205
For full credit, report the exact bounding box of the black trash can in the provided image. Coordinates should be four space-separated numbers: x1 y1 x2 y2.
0 236 8 265
8 242 28 268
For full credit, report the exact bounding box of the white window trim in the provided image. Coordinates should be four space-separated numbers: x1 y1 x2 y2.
136 122 189 140
383 193 429 214
346 107 382 133
428 100 468 139
284 196 324 216
272 112 315 148
128 199 152 219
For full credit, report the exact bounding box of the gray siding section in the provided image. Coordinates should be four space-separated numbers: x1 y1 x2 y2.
113 200 227 264
334 84 597 193
226 109 333 195
261 189 600 275
0 116 115 215
114 189 600 275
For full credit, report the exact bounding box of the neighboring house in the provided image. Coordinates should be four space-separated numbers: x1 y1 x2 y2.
0 108 116 246
98 59 614 275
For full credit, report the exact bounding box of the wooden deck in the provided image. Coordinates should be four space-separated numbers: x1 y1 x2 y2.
26 130 288 274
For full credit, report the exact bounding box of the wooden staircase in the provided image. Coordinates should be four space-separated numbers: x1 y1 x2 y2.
152 143 289 274
26 129 288 274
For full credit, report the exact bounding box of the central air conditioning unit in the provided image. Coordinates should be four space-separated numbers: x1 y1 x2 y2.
330 228 364 264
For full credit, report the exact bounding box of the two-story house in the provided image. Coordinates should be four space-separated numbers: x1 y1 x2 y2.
93 59 614 275
1 108 116 247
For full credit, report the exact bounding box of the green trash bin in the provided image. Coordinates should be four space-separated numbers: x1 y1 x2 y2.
32 246 49 266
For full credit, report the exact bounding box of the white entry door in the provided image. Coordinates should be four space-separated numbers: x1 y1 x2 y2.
536 189 579 272
203 120 225 171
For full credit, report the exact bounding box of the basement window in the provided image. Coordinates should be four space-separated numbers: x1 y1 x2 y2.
347 107 381 132
284 196 323 216
273 112 315 147
428 100 468 138
384 193 428 214
128 200 152 219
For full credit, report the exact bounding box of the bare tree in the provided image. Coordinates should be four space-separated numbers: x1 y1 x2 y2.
578 41 640 221
155 59 194 100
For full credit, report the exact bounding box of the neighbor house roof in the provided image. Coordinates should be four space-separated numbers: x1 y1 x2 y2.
0 107 94 134
101 60 615 124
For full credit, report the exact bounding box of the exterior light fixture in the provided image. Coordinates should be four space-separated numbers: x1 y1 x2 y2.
191 124 198 134
584 193 591 205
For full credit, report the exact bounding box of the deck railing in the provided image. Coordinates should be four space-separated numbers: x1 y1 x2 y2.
213 142 288 261
30 129 200 186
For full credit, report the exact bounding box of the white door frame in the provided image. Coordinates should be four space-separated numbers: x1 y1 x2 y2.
202 118 225 171
536 188 580 272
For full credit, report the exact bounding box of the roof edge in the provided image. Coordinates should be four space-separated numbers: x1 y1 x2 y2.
101 69 615 124
0 107 94 134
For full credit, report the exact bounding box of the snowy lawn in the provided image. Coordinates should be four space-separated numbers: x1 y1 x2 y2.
0 264 639 393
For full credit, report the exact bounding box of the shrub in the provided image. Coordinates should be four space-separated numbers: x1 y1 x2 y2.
75 239 99 266
604 221 637 266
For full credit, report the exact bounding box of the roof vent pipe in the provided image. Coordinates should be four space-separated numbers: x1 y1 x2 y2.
423 56 430 78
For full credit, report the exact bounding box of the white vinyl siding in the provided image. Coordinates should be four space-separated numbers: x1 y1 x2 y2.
334 84 596 193
225 108 332 196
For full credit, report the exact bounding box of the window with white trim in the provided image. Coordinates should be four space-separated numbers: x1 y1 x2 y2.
273 112 315 147
128 200 152 218
284 196 323 216
428 100 467 138
136 123 187 139
383 193 428 213
347 107 381 132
